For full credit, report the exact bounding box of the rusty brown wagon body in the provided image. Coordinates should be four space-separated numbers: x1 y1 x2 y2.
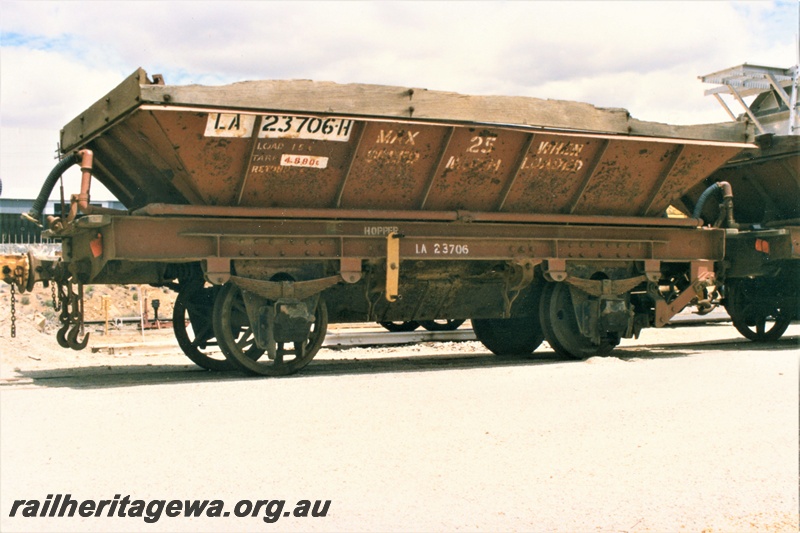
8 69 758 375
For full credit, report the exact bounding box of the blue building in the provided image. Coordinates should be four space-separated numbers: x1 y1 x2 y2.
0 198 126 244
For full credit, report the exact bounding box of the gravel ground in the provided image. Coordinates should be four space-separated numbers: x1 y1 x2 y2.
0 307 798 532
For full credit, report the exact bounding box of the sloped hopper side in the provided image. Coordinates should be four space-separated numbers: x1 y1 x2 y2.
76 107 742 217
58 70 750 217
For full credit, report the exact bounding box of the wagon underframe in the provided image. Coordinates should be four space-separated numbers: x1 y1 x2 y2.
60 207 723 282
39 205 724 371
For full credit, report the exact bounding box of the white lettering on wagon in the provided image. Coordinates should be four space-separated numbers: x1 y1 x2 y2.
444 156 502 172
250 165 294 174
519 141 586 174
521 157 584 173
204 113 257 138
376 130 419 145
466 135 497 154
364 226 399 236
414 242 470 255
365 148 420 165
536 141 585 157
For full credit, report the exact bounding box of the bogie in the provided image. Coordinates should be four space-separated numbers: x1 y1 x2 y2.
212 283 327 376
539 282 621 359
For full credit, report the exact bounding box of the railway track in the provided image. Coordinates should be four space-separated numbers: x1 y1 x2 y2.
3 311 794 391
85 311 733 357
5 325 795 392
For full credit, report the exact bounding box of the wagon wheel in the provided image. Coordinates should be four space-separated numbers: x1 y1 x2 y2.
473 283 544 356
472 315 544 356
539 282 618 359
419 319 466 331
173 285 231 371
724 279 792 342
213 283 327 376
379 321 420 332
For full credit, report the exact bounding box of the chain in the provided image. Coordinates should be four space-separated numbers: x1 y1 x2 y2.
51 282 58 311
10 283 16 338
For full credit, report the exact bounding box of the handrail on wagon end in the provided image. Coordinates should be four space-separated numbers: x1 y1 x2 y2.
700 63 799 136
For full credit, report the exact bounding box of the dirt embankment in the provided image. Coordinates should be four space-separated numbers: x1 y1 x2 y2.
1 282 176 325
0 282 179 373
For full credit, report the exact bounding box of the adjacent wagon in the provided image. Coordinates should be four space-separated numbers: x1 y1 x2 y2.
683 64 799 341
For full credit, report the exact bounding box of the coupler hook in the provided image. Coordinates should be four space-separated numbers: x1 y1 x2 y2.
55 280 90 350
67 282 89 350
56 281 72 348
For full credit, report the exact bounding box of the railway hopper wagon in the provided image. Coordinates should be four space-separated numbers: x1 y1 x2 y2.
3 69 755 376
683 64 799 342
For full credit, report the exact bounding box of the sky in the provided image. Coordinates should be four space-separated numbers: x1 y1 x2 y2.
0 0 797 201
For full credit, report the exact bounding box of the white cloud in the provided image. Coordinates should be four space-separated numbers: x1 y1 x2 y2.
0 0 797 200
0 47 126 128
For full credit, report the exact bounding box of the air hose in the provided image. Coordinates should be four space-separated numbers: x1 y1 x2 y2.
692 182 723 220
22 152 82 227
692 181 739 229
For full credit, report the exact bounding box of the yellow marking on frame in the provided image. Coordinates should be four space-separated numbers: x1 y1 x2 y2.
386 232 400 302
